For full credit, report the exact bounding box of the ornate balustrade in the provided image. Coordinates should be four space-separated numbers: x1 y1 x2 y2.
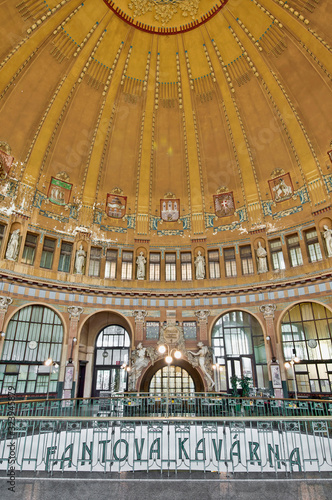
0 414 332 474
1 394 332 418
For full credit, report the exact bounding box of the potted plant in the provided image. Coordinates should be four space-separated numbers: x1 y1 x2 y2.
240 376 252 398
230 374 239 396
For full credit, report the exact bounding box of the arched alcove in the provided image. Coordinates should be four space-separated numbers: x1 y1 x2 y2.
140 358 205 393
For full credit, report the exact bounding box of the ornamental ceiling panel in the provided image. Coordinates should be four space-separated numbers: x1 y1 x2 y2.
0 0 331 246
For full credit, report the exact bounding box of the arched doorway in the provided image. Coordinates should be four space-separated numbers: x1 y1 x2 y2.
149 365 195 394
281 302 332 396
211 310 268 393
140 358 204 394
92 325 130 397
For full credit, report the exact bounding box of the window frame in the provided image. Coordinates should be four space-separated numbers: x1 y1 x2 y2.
121 251 133 280
0 223 6 250
287 234 303 267
180 252 192 281
305 229 322 263
105 249 118 279
269 238 286 271
149 253 161 281
208 250 221 279
224 247 237 277
165 253 176 281
21 232 38 265
240 245 254 275
40 237 56 270
89 246 102 277
58 241 73 273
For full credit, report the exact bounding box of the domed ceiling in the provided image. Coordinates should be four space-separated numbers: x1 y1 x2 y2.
0 0 331 252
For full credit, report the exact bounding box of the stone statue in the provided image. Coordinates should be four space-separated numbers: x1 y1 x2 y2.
75 245 86 274
6 229 20 261
136 252 146 280
256 242 268 273
188 342 215 389
194 251 205 279
323 225 332 257
129 343 156 391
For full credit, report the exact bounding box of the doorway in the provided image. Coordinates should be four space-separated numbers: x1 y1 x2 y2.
92 324 130 397
77 361 87 399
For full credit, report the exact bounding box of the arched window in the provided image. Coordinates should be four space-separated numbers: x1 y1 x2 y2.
281 302 332 394
0 305 63 395
93 325 130 396
149 365 195 394
212 311 268 393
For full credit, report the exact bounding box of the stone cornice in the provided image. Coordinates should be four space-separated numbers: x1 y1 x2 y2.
0 268 331 300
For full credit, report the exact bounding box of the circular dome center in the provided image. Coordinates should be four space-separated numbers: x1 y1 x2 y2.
102 0 230 34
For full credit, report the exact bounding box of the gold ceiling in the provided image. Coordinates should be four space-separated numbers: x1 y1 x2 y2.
0 0 331 245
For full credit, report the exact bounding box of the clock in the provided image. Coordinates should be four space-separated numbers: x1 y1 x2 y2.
308 339 317 349
28 340 37 350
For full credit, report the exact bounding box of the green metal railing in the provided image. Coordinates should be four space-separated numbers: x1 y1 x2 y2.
1 393 331 418
0 414 331 474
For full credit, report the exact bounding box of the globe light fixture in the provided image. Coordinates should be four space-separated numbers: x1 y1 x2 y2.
158 344 182 364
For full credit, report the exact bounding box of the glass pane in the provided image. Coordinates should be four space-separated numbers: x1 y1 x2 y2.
317 364 328 379
320 379 330 392
320 339 332 359
296 374 310 392
307 364 318 379
289 305 301 322
300 303 313 321
316 320 329 339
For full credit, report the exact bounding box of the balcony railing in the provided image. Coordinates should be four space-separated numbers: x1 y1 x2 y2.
0 416 332 474
1 393 332 418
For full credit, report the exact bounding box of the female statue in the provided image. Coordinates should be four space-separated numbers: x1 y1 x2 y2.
75 245 86 274
136 252 146 280
323 225 332 257
6 229 20 261
188 342 215 389
194 251 205 280
256 242 268 273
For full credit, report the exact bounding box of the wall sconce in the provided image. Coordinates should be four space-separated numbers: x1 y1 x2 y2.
0 331 5 338
68 337 77 364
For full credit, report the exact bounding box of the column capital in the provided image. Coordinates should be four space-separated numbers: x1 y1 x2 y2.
259 304 276 320
133 310 147 323
194 309 210 324
0 296 12 312
67 306 84 320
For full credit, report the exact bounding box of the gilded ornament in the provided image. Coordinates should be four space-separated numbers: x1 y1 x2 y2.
128 0 200 25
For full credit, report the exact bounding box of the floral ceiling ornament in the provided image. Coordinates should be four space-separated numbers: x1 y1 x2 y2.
128 0 200 25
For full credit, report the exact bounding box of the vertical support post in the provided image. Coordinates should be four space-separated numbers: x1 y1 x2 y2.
259 304 284 398
0 296 13 358
133 310 147 342
195 310 210 341
64 306 84 399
